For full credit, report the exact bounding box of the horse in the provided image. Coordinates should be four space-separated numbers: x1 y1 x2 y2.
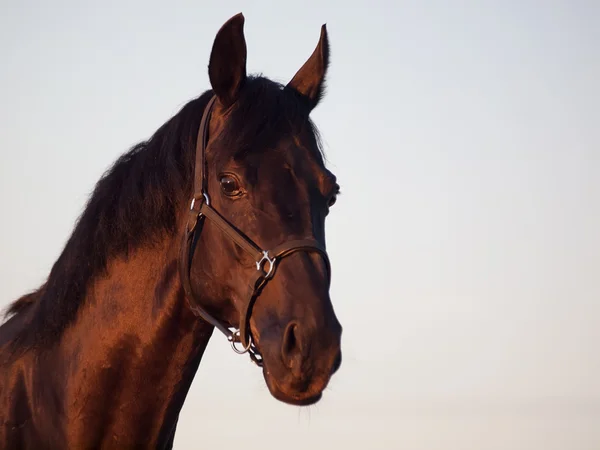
0 13 342 449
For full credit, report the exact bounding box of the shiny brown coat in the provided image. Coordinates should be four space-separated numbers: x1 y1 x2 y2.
0 13 342 450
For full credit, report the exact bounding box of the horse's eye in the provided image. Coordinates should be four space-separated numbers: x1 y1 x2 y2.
219 174 241 197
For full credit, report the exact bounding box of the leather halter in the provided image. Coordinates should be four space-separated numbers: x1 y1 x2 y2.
178 95 331 366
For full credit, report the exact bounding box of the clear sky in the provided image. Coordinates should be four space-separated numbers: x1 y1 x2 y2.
1 1 599 449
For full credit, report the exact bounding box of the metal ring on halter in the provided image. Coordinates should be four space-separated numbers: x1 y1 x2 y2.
228 330 252 354
256 251 276 279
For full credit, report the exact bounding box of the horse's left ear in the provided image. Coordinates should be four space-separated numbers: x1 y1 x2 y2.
208 13 247 109
287 24 330 111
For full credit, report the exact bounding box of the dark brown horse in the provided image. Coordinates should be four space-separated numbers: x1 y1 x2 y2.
0 13 342 449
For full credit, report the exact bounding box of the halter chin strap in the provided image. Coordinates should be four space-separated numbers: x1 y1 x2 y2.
178 95 331 366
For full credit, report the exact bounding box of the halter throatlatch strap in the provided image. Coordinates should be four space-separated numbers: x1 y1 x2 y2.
178 95 331 366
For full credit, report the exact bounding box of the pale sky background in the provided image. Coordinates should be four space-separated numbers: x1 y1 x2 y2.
1 1 599 449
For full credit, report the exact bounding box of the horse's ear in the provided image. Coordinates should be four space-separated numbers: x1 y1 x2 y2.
208 13 247 108
287 24 330 111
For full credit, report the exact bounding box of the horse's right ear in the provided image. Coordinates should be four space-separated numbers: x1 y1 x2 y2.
286 24 329 111
208 13 247 109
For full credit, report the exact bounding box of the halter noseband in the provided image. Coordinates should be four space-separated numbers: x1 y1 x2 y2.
178 96 331 366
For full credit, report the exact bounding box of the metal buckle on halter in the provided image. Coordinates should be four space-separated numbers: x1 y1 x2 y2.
256 251 276 279
187 193 211 232
189 192 211 211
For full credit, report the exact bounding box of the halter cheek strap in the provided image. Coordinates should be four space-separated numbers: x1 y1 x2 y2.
178 95 331 366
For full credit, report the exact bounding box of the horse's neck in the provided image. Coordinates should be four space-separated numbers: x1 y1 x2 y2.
55 237 214 448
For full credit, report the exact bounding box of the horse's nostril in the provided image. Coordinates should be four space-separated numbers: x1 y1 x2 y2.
281 322 302 370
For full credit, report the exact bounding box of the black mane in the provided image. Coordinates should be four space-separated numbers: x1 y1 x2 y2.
221 77 325 163
3 89 212 350
3 76 325 351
